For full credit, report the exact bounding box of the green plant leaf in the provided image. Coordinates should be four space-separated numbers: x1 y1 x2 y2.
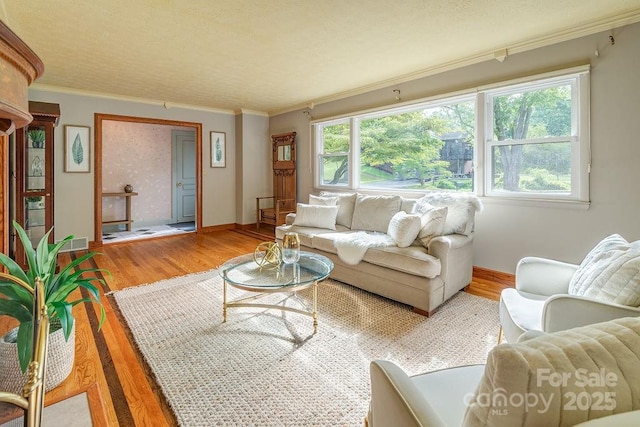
0 282 32 307
51 301 73 341
0 299 32 323
0 240 31 286
72 134 83 165
17 321 33 373
12 221 37 282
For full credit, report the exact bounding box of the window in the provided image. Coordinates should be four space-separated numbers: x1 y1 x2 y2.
317 119 350 187
314 67 589 202
484 71 589 201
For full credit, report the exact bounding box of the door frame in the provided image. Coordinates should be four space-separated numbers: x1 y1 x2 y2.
94 113 203 246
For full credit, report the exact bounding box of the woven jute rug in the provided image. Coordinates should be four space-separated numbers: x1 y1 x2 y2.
112 270 500 426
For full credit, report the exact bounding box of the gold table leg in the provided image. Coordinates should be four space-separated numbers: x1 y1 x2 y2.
312 280 318 333
223 280 227 323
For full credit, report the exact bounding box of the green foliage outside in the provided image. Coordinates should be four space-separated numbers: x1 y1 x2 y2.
321 81 572 193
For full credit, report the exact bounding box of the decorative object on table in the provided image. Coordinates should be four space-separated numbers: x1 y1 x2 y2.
64 125 91 173
124 184 133 193
252 241 282 269
282 231 301 264
30 155 43 176
28 128 45 148
0 220 108 392
25 196 42 209
210 131 226 168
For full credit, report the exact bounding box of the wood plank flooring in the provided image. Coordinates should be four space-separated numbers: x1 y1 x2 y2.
1 230 507 426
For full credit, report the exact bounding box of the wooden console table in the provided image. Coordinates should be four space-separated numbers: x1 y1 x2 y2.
102 192 138 231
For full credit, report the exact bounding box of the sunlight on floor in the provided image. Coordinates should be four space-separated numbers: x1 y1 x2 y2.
102 223 194 244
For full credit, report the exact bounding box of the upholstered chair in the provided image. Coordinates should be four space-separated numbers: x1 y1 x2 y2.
368 317 640 427
500 234 640 343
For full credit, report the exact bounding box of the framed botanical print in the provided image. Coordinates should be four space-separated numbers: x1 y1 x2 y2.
64 125 91 172
211 131 226 168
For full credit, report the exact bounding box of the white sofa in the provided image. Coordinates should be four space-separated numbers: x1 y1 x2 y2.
275 191 481 316
368 316 640 427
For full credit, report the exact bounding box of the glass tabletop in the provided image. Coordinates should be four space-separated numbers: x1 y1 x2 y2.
219 251 333 289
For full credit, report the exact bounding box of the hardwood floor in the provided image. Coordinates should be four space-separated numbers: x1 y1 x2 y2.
1 229 508 426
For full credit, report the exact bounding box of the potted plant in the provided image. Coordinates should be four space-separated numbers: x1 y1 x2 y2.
25 196 42 209
0 221 107 391
28 129 45 148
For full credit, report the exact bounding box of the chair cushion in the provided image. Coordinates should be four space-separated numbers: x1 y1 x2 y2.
351 194 401 233
292 203 338 230
568 234 640 307
412 365 486 427
463 317 640 427
499 288 547 342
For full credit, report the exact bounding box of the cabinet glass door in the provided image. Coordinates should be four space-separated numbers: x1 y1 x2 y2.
22 124 48 249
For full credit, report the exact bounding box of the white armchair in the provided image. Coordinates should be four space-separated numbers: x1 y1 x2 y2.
368 317 640 427
500 256 640 343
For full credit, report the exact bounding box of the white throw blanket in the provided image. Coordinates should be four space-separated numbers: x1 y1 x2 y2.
332 231 395 265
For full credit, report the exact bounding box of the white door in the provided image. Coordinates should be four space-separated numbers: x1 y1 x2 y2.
172 130 196 223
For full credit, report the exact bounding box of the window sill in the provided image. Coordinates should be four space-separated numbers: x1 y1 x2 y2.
480 196 590 210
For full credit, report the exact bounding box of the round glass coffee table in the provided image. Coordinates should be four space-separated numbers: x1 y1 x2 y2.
219 251 333 332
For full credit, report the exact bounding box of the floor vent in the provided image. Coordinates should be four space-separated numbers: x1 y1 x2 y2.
58 237 89 253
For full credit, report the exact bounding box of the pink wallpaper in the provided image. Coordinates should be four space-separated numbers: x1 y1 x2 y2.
102 121 192 227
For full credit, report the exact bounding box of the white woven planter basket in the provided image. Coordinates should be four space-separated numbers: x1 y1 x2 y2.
0 320 75 394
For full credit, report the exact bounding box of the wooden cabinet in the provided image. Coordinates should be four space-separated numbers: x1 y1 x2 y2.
14 102 60 265
0 21 44 257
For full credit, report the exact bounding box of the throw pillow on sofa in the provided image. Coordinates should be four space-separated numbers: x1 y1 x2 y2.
568 234 640 307
351 194 402 233
309 194 338 206
387 211 422 248
412 199 448 247
292 203 339 230
319 191 357 228
416 193 482 235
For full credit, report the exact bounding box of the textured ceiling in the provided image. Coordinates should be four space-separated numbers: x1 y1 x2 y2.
2 0 640 115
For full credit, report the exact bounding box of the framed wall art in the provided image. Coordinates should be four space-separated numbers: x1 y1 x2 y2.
64 125 91 172
211 131 226 168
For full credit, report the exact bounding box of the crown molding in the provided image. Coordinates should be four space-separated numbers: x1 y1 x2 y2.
235 108 269 117
30 83 236 115
269 9 640 117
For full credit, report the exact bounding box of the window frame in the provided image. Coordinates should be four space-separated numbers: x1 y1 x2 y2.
313 66 590 204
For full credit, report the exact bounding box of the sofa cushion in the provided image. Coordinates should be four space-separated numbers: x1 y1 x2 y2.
312 233 441 278
351 194 402 233
276 224 350 247
568 234 640 307
293 203 338 230
400 197 419 213
309 194 338 206
387 211 422 248
319 191 357 228
416 193 482 236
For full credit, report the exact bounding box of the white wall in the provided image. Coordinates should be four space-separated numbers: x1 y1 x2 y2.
27 89 237 242
235 111 270 225
271 21 640 274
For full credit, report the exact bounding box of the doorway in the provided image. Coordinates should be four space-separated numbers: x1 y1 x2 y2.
172 130 196 224
94 114 202 246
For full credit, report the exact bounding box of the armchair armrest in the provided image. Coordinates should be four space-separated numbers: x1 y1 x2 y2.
542 294 640 333
515 257 577 296
369 360 446 427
